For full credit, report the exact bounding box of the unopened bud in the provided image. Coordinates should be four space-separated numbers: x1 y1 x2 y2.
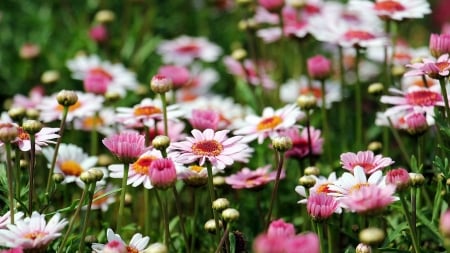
367 141 382 152
204 219 223 234
105 91 122 103
232 48 247 61
213 176 226 187
22 120 43 135
355 243 372 253
8 107 26 122
151 74 172 94
222 208 240 222
95 10 116 23
41 70 60 84
212 198 230 212
298 175 316 188
391 65 405 77
409 172 425 187
304 166 320 176
368 83 384 96
56 90 78 107
80 171 96 184
152 135 170 151
0 123 18 143
144 242 168 253
272 136 293 152
98 154 114 166
52 173 65 184
26 109 40 120
89 168 104 182
359 227 385 246
297 94 317 110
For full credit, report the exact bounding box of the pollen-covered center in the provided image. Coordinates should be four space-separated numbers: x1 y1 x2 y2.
300 87 323 99
405 90 442 106
56 101 82 112
349 183 370 193
24 231 48 240
343 30 375 41
134 105 162 117
316 183 332 194
257 116 283 131
18 127 30 140
132 155 158 175
374 1 405 12
126 246 139 253
60 160 83 176
189 165 204 173
192 140 223 156
83 115 104 129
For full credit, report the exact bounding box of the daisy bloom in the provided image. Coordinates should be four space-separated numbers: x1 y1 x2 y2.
66 54 138 96
340 150 394 174
328 166 385 198
0 212 24 229
386 167 410 191
340 184 397 214
282 126 323 159
149 158 178 189
37 91 104 123
225 165 283 189
223 56 276 90
12 85 44 109
307 193 340 221
375 106 433 133
405 53 450 79
42 143 98 184
102 131 147 164
73 107 117 136
115 98 184 128
169 129 253 171
92 228 150 253
177 164 221 187
429 33 450 57
109 149 162 189
0 212 67 250
14 126 59 152
157 35 222 66
349 0 431 21
157 65 191 89
234 104 304 144
267 219 295 238
189 109 220 131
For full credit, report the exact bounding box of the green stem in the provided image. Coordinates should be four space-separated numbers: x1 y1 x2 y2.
354 48 363 150
206 162 221 238
399 192 420 253
160 92 169 136
4 143 15 224
90 112 99 155
116 163 130 231
190 188 199 253
338 46 347 152
29 134 36 215
320 79 330 163
439 78 450 123
305 110 314 166
172 186 190 253
327 222 333 253
144 189 150 236
14 149 21 209
215 224 230 253
265 151 285 230
155 189 170 249
46 106 69 196
316 222 324 253
79 183 95 253
58 187 88 252
411 187 418 245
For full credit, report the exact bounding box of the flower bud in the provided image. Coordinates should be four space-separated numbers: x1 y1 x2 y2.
0 123 18 143
19 43 40 59
368 83 384 96
152 135 170 151
440 209 450 238
298 175 316 188
304 166 320 176
307 55 332 81
22 120 43 135
80 170 96 184
41 70 60 84
297 94 317 110
391 65 405 77
409 173 425 187
222 208 240 222
213 176 226 187
272 136 293 152
212 198 230 212
20 159 29 169
150 74 172 94
355 243 372 253
232 48 247 61
287 0 307 9
56 90 78 107
26 109 40 120
367 141 382 152
236 0 252 6
359 227 385 246
204 219 223 234
95 10 116 23
8 107 26 123
135 85 149 97
88 168 104 182
52 173 65 184
386 168 410 191
125 193 133 206
98 154 114 166
105 91 122 104
144 242 168 253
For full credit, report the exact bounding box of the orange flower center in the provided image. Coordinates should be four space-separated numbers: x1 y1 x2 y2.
316 183 332 194
436 62 450 72
412 78 434 88
349 183 370 193
56 101 82 112
189 165 204 173
299 87 322 99
126 246 139 253
60 160 83 176
405 90 442 106
192 140 223 156
132 155 158 175
18 127 30 140
374 1 405 12
133 106 162 117
256 116 282 131
24 231 47 240
82 115 104 129
354 162 375 173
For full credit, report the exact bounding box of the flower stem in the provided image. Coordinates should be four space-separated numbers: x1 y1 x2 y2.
4 143 15 224
327 222 333 253
79 182 95 253
316 221 324 253
144 189 151 236
387 117 411 167
265 151 285 230
28 134 36 216
46 106 69 197
439 78 450 123
399 192 420 253
90 112 99 155
338 46 348 152
160 92 169 136
206 162 221 238
155 189 170 249
354 48 363 150
172 185 190 253
116 163 130 231
215 224 230 253
320 79 330 164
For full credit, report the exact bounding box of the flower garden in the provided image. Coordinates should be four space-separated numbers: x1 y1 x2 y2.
1 0 450 252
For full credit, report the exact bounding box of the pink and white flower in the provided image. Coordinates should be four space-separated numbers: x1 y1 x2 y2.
169 129 253 171
340 184 397 214
0 212 67 250
91 228 150 253
282 126 323 159
349 0 431 21
340 150 394 174
234 104 304 144
328 166 386 198
225 165 283 189
281 77 341 108
14 126 59 152
223 56 276 90
157 65 191 89
0 212 24 229
102 131 147 163
307 193 340 220
149 158 178 189
12 86 45 109
66 54 138 96
405 53 450 79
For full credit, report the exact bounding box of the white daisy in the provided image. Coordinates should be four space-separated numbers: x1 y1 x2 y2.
349 0 431 21
328 166 385 198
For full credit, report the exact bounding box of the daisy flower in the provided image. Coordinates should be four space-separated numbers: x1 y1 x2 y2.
375 106 433 132
66 54 138 96
405 53 450 80
169 129 253 171
42 143 98 184
157 35 222 66
223 56 276 90
307 193 340 221
92 228 150 253
340 150 394 174
234 104 304 144
349 0 431 21
281 126 323 159
0 212 24 229
102 131 147 163
177 164 221 187
280 77 342 108
73 107 117 136
340 184 397 214
225 165 283 189
37 91 104 123
0 212 67 250
109 149 163 189
328 166 385 198
14 126 59 152
115 98 184 128
12 86 44 109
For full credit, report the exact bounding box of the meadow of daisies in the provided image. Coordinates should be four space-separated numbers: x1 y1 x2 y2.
2 0 450 252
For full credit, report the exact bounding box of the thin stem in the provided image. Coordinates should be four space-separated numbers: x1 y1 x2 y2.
316 222 324 253
265 151 285 230
144 189 150 236
58 187 88 252
116 163 130 231
411 187 418 245
354 48 363 150
144 125 150 147
439 78 450 123
327 222 333 253
79 183 95 253
46 106 69 196
215 224 230 253
206 162 221 238
338 46 347 152
90 112 99 155
160 92 169 136
320 79 330 163
155 189 170 249
399 192 420 253
172 186 190 253
4 143 15 224
190 188 198 253
387 117 411 167
28 134 36 215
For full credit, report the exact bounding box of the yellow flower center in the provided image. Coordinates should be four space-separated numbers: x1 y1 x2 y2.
133 105 162 116
256 116 282 131
82 115 104 129
56 101 82 112
132 155 158 175
24 231 47 240
349 183 370 193
126 246 139 253
18 127 30 140
300 87 322 99
189 165 204 173
60 160 83 176
192 140 223 156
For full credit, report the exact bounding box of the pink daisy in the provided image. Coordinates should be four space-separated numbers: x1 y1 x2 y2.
0 212 67 250
66 54 138 96
349 0 431 21
282 126 323 159
189 109 220 131
102 131 147 164
405 53 450 79
14 126 59 152
386 168 410 190
37 91 104 123
234 104 304 144
168 129 253 171
375 106 432 132
91 228 149 253
328 166 386 198
340 184 397 214
12 86 44 109
340 150 394 174
295 172 339 204
157 65 191 89
267 219 296 238
307 193 339 221
149 158 178 189
108 149 162 189
225 165 283 189
157 35 222 66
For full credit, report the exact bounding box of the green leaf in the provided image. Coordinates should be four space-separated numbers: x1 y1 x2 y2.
229 232 236 253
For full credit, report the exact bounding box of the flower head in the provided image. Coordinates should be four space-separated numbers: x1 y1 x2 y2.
340 150 394 174
149 158 178 189
225 165 283 189
267 219 296 238
307 193 339 221
15 126 59 152
102 132 147 163
157 65 191 89
282 127 323 159
430 33 450 57
307 55 332 80
340 184 397 214
386 168 410 191
189 109 220 131
92 228 150 253
349 0 431 21
405 54 450 79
